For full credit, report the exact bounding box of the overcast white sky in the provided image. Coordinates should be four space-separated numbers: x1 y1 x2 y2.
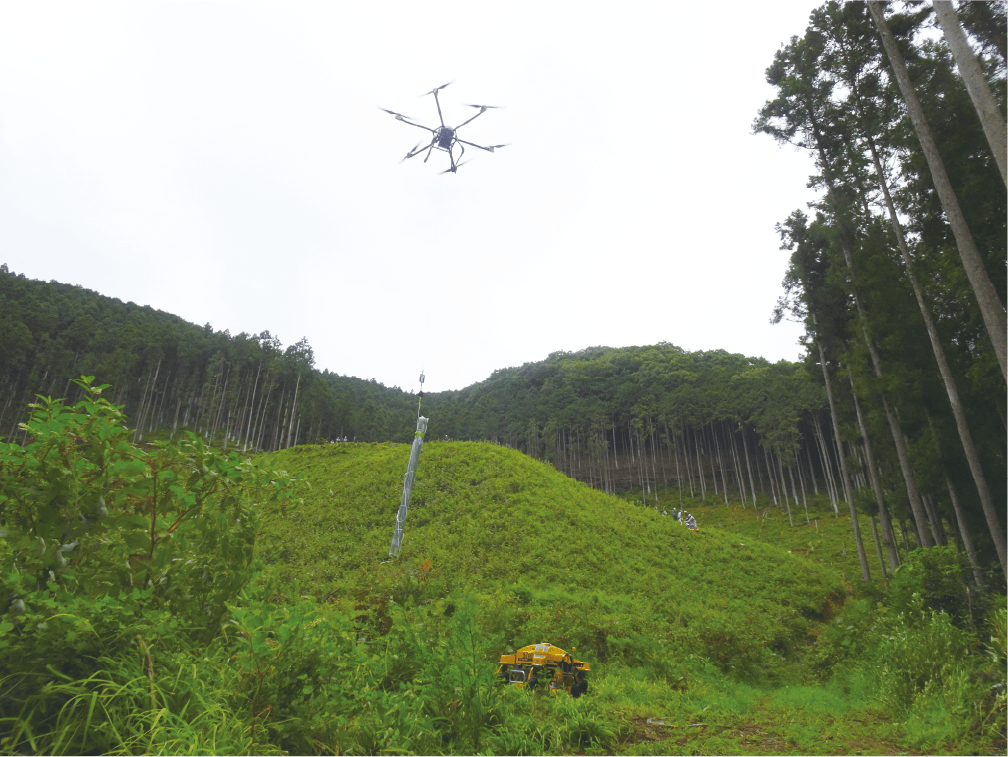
0 1 823 393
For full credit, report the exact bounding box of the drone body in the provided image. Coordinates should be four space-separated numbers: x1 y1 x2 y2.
380 82 506 174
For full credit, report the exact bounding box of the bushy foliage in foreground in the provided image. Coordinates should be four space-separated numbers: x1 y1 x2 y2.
0 380 303 753
1 390 1004 754
0 383 625 755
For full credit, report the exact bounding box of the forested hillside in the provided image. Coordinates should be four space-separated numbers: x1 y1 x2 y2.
0 267 835 514
1 256 1003 584
0 265 420 448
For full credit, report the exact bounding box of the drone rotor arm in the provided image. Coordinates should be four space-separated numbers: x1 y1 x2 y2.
402 137 437 162
432 89 446 128
379 107 435 132
453 109 488 130
399 119 436 133
456 138 509 153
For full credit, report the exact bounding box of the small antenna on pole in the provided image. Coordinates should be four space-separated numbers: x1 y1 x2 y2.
417 370 425 418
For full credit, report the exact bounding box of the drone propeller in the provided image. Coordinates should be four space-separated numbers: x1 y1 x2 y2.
487 144 509 152
401 142 424 162
463 103 501 110
440 159 470 175
380 107 414 120
424 81 453 96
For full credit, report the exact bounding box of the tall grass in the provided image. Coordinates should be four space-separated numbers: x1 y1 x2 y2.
3 434 1003 754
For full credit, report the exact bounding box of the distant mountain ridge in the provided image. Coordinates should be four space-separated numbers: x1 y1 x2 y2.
0 264 835 513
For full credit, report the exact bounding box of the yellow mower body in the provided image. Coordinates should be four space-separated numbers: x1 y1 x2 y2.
497 642 590 695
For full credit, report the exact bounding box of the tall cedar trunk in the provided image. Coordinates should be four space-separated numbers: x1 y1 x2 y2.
182 388 194 429
742 429 757 507
682 426 695 498
649 427 660 502
231 371 249 445
243 363 262 452
140 361 161 439
861 124 1006 572
600 435 608 493
778 453 794 524
655 423 667 492
669 421 684 506
205 368 223 440
148 371 167 435
933 1 1007 184
210 362 231 447
849 373 900 570
763 446 778 506
899 520 911 555
694 431 706 499
725 427 739 504
636 429 645 505
775 449 788 510
795 452 810 523
809 121 933 547
945 475 986 586
172 395 182 438
612 422 619 470
194 370 213 435
133 363 158 442
816 416 840 513
869 1 1007 380
712 423 729 504
285 373 301 449
787 463 802 520
805 443 819 495
815 329 872 581
255 380 274 452
248 376 267 452
273 387 289 451
869 515 888 581
732 429 747 505
705 426 719 496
131 370 151 443
730 428 746 506
922 493 947 547
777 451 793 525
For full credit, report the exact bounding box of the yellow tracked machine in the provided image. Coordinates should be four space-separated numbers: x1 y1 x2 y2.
497 642 590 697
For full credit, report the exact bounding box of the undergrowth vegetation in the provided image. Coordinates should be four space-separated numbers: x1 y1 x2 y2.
0 390 1004 754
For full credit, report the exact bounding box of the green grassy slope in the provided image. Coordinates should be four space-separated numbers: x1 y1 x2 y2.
256 440 845 680
248 441 1003 754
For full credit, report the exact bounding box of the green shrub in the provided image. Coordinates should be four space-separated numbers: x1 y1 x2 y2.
866 592 990 750
0 379 301 754
887 545 988 632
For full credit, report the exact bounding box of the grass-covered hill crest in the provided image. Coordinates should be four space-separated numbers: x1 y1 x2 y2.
258 439 845 677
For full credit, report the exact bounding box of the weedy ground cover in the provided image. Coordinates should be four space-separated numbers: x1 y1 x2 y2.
251 440 1005 754
2 412 1004 755
255 441 846 682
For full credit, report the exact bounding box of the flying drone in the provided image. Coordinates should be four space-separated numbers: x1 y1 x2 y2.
380 82 507 174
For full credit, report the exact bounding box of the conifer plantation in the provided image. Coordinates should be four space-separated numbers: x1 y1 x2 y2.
1 2 1005 754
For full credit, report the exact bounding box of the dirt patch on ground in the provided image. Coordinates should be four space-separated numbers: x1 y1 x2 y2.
617 709 925 755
